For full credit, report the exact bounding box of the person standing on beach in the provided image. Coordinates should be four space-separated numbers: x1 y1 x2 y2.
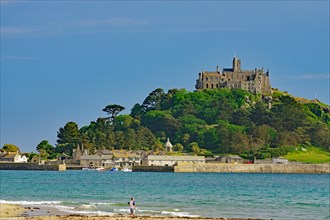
128 197 136 216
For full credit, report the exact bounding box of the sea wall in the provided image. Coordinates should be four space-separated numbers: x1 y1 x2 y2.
133 165 174 172
174 162 330 174
0 162 66 171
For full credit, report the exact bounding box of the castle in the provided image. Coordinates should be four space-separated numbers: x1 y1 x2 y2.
195 57 272 94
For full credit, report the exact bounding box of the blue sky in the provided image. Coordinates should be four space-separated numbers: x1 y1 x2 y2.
1 1 329 152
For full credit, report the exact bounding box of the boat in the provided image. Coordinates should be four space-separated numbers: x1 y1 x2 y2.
82 167 105 171
82 167 95 171
121 167 132 172
95 167 105 171
109 167 118 172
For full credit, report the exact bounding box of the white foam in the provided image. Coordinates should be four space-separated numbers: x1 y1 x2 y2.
52 205 76 211
89 202 114 206
62 209 114 216
76 204 97 210
0 200 61 205
161 211 199 217
136 209 160 214
113 208 130 213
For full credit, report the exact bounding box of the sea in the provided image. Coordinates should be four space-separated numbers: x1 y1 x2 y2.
0 170 329 220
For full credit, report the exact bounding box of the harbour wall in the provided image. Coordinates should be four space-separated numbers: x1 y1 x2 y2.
174 162 330 174
0 162 66 171
133 165 174 172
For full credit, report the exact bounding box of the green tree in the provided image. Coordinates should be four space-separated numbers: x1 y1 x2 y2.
57 122 79 145
142 88 165 111
1 144 20 152
188 142 200 154
37 140 55 159
131 103 143 119
54 143 74 155
230 108 251 126
173 143 184 152
115 131 125 149
250 101 272 126
27 152 39 162
103 104 125 122
271 96 308 131
142 110 180 139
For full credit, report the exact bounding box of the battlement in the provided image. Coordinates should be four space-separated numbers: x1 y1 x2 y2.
195 57 272 94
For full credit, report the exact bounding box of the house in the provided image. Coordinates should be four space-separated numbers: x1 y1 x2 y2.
0 151 27 163
20 155 28 163
96 149 112 156
80 154 113 168
215 155 244 164
143 155 205 166
272 158 288 164
112 151 141 168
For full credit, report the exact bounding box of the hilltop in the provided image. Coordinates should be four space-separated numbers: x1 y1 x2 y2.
20 87 326 163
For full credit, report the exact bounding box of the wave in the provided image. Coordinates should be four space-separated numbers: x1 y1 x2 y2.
57 208 114 216
161 211 199 217
1 199 198 218
0 200 62 205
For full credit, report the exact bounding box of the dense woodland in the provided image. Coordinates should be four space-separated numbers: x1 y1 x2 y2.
3 88 330 160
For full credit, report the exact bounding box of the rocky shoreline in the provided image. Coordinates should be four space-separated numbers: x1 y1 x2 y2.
0 204 267 220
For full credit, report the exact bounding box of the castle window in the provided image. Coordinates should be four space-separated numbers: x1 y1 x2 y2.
211 84 214 89
206 77 208 81
216 84 219 88
206 84 209 88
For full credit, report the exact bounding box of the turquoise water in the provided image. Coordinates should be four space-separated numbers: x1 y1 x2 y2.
0 171 329 219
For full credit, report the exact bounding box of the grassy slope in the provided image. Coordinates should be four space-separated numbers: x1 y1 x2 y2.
283 147 330 164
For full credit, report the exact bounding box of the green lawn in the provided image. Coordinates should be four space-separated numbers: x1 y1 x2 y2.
284 147 330 164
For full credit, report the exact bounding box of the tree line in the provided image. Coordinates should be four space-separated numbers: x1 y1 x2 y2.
3 88 329 160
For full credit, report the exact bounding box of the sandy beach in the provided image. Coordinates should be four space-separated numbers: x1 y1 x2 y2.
0 204 265 220
0 204 24 218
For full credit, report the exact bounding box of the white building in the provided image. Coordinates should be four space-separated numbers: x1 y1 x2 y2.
272 158 289 164
164 138 173 152
0 151 28 163
143 155 205 166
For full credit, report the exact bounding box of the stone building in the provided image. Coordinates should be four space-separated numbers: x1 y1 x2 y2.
215 155 244 164
142 155 205 166
80 154 114 168
195 57 271 94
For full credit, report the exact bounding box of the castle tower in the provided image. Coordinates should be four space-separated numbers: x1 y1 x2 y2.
233 57 241 72
164 138 173 152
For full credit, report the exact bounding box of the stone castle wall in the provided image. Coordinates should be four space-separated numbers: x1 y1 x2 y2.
174 162 330 174
195 57 272 94
0 162 66 171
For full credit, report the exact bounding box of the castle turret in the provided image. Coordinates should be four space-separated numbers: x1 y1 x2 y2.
233 57 241 72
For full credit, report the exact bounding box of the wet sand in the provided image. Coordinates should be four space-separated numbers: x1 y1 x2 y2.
0 204 265 220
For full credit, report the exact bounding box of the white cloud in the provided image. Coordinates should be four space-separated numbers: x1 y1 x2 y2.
300 74 330 80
